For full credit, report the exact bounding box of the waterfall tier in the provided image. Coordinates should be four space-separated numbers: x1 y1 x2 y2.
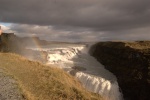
28 44 123 100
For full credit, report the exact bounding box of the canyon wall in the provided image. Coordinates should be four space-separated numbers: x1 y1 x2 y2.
90 41 150 100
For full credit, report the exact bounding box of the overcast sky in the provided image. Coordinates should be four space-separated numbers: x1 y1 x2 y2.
0 0 150 42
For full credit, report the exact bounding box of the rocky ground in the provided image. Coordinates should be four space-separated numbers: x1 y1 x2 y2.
0 69 25 100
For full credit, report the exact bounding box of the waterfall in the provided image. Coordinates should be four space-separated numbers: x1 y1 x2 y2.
28 44 123 100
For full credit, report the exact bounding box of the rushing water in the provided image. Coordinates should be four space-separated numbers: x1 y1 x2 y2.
27 44 123 100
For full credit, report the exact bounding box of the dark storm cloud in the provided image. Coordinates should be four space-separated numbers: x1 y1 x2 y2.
2 23 150 42
0 0 150 31
6 23 104 42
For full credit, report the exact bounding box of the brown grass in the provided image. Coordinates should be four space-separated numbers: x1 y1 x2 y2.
95 41 150 50
0 53 102 100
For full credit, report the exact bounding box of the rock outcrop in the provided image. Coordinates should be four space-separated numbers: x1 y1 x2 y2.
0 33 23 52
90 41 150 100
0 33 47 61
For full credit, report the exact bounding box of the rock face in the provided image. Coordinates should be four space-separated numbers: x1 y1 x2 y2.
90 41 150 100
0 33 23 53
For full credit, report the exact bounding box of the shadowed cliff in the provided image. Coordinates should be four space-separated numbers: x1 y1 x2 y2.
90 41 150 100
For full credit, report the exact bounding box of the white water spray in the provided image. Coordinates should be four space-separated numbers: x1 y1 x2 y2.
29 44 123 100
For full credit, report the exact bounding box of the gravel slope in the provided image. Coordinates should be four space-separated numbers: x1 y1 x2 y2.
0 69 25 100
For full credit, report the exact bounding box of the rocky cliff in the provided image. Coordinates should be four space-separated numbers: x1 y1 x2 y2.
0 33 23 53
90 41 150 100
0 33 47 61
0 33 47 52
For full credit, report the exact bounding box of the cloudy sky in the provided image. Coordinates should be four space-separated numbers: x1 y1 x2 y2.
0 0 150 42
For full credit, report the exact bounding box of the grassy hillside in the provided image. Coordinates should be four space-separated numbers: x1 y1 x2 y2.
0 53 102 100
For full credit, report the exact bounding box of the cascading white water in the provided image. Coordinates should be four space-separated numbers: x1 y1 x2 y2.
28 44 123 100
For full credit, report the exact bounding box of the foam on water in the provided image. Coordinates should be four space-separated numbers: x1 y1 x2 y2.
28 44 123 100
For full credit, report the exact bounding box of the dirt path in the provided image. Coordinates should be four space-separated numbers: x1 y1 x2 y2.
0 69 25 100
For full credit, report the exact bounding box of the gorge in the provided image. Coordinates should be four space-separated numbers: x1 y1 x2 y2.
90 42 150 100
0 33 150 100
